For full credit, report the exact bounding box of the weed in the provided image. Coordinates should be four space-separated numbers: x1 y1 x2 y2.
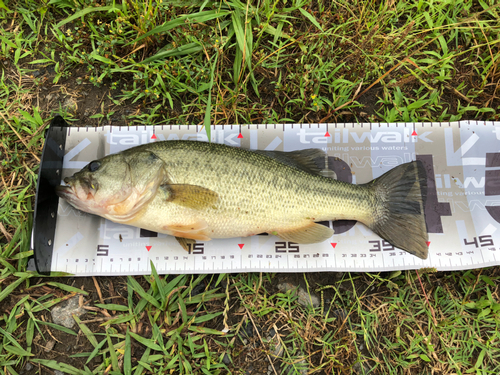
1 0 500 373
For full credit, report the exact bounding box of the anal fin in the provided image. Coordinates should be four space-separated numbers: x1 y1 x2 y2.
274 223 334 244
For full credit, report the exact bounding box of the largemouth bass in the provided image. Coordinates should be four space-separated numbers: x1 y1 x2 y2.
56 140 428 259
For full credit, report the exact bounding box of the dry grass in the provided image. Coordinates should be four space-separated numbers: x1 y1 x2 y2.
1 0 500 374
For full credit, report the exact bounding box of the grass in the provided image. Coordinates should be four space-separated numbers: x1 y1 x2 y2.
0 0 500 373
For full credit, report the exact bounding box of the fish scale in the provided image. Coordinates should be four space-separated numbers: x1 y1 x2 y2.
141 142 369 231
56 140 429 259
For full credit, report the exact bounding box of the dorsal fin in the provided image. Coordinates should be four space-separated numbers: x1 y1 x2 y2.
253 149 325 175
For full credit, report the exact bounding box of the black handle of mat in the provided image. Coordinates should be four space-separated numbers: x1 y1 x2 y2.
30 115 68 274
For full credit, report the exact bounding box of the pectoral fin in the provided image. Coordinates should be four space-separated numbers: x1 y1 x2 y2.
161 184 218 210
274 223 334 244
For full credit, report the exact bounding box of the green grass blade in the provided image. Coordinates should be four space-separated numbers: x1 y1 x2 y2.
203 52 218 141
231 10 250 71
85 338 107 365
36 320 78 335
94 303 129 312
150 261 166 301
0 275 28 304
31 359 86 375
193 311 223 324
133 347 151 375
178 293 188 323
129 331 163 351
164 274 188 298
298 8 323 32
106 329 119 372
73 315 98 348
141 43 203 64
188 326 226 335
55 5 123 28
132 10 230 45
124 330 132 375
127 276 161 309
4 344 34 357
101 313 135 326
46 282 89 295
0 0 10 11
31 297 68 313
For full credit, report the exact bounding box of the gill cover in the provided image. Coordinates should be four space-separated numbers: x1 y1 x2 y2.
106 151 167 221
57 151 166 222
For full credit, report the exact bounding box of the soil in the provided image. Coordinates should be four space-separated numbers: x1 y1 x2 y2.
4 272 361 375
4 261 499 374
4 32 499 374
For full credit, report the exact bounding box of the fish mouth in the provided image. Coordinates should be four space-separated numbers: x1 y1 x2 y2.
56 176 93 200
56 175 79 199
56 180 109 216
55 184 75 199
56 183 97 215
55 184 86 210
56 181 88 204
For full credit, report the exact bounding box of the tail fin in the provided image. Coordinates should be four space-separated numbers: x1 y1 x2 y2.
365 161 428 259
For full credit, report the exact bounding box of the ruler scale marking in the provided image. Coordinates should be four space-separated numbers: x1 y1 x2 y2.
47 121 500 275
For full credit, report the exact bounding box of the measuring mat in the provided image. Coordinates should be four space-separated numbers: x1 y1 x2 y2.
31 118 500 275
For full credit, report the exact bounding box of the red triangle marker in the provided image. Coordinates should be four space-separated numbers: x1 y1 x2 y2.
151 134 157 140
426 241 431 247
325 131 331 137
330 243 337 248
411 130 417 136
238 244 244 249
237 133 243 139
146 245 152 251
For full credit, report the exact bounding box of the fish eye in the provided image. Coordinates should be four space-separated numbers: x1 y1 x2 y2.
88 161 101 172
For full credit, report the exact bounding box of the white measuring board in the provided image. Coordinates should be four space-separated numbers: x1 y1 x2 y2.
51 121 500 275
